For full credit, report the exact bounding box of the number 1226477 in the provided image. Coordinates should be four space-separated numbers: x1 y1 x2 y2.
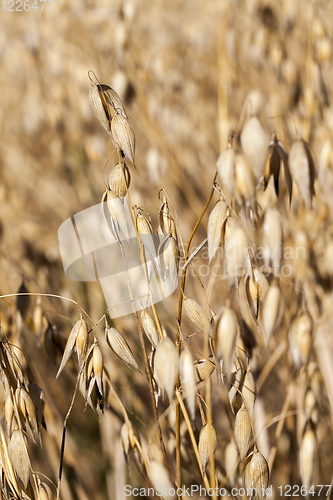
2 0 54 11
278 485 332 496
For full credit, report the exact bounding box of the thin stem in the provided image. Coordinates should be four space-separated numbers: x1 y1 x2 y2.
174 174 217 497
176 390 211 490
0 292 92 324
56 366 82 500
177 173 217 328
115 153 172 480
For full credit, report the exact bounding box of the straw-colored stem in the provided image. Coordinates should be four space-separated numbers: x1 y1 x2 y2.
57 365 83 500
175 173 217 495
176 390 211 490
177 173 218 327
116 152 172 480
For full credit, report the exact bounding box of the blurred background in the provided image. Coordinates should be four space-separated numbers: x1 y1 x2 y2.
1 0 333 498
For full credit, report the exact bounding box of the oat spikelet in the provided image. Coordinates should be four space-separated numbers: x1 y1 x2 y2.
75 319 89 369
141 310 159 348
234 404 253 462
307 362 323 402
243 450 269 500
107 163 131 197
111 114 136 168
92 341 104 395
228 359 243 414
136 212 156 261
120 422 130 457
56 319 84 378
300 423 319 490
217 141 235 203
198 423 217 471
28 383 44 419
215 307 239 381
304 389 318 425
180 349 196 421
100 83 127 118
234 154 256 203
252 268 269 303
158 194 178 241
242 368 257 418
264 134 292 202
105 190 130 242
261 283 284 343
224 222 252 281
159 236 179 293
241 116 268 183
21 387 40 446
207 200 228 263
8 429 30 488
4 394 14 436
89 84 111 135
148 460 175 499
105 325 140 372
154 337 179 399
289 139 316 209
289 313 313 369
38 483 54 500
263 208 283 274
194 356 215 383
183 296 210 333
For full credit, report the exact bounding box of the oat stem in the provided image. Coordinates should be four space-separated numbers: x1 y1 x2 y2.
175 173 217 495
57 365 82 500
114 152 172 480
176 390 211 490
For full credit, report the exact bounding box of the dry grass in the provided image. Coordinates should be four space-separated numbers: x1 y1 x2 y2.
1 0 333 499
